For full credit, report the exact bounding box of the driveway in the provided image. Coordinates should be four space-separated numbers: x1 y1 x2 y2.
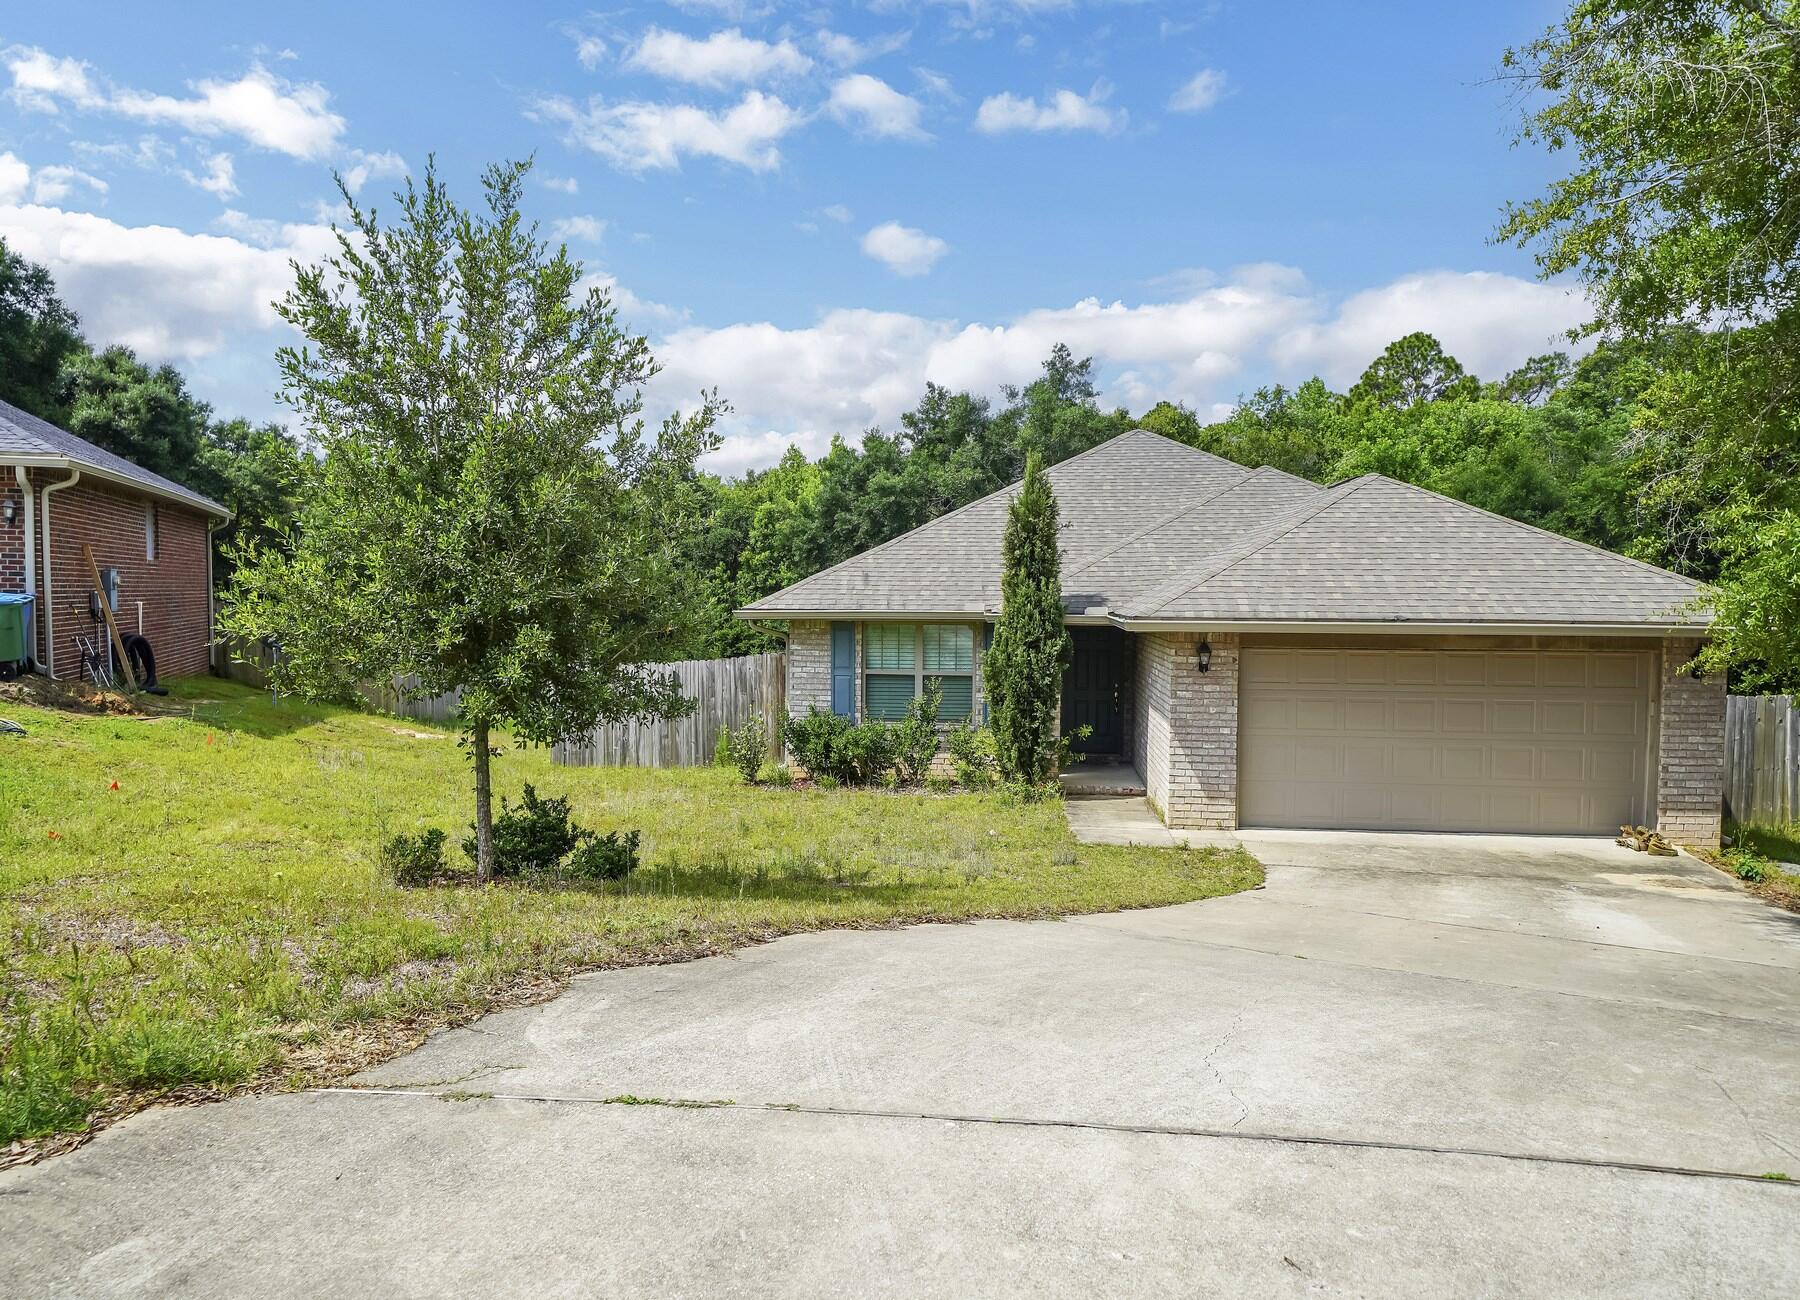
5 832 1799 1297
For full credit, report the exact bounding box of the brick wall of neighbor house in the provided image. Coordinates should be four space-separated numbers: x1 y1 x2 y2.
0 472 25 594
1656 637 1725 850
1136 630 1240 828
40 480 213 680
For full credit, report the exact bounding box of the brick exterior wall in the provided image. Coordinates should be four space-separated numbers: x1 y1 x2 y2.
0 472 25 596
786 620 834 718
31 475 214 681
1134 630 1240 829
1656 637 1725 850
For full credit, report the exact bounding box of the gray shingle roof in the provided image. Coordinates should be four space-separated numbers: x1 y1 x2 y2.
0 398 229 516
738 428 1708 631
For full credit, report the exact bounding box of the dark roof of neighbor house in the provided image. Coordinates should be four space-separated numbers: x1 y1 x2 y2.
736 428 1707 632
0 397 230 517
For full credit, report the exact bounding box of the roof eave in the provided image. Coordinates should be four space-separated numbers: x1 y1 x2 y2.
1111 616 1711 637
3 453 234 520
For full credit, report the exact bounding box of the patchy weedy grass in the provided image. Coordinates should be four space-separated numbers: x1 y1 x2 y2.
0 679 1260 1150
1721 822 1800 912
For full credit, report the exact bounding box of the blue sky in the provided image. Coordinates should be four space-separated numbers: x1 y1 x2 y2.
0 1 1582 474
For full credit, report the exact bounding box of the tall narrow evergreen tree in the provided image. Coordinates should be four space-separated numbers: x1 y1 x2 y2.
982 451 1071 782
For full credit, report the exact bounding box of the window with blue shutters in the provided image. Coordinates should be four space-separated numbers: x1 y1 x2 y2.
863 623 977 723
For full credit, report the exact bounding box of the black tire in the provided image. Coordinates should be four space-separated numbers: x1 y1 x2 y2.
121 633 160 690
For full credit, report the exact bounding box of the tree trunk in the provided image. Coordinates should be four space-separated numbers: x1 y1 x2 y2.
472 719 496 885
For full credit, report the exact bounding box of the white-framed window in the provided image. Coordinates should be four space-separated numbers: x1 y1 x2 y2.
144 502 157 562
862 622 976 722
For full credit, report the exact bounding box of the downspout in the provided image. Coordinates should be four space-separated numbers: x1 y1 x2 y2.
206 517 224 675
39 468 81 680
12 465 36 667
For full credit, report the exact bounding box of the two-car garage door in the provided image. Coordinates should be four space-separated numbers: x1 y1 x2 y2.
1239 648 1653 834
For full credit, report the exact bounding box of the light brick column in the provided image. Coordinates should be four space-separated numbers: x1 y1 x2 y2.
786 621 833 717
1140 630 1240 828
1656 637 1725 850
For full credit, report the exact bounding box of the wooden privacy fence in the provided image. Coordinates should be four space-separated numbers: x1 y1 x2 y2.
212 639 783 762
555 652 786 769
211 639 461 727
1725 694 1800 826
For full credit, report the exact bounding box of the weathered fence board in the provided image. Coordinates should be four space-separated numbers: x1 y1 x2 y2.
210 640 782 761
211 639 461 727
1725 694 1799 826
555 652 786 769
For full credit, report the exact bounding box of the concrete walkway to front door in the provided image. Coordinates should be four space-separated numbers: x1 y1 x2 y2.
1063 790 1241 849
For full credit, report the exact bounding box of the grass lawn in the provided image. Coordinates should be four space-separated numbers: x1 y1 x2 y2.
0 678 1260 1152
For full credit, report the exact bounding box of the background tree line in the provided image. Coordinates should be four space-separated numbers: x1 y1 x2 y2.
0 236 312 570
3 0 1793 692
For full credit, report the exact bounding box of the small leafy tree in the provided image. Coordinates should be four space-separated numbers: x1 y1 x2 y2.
221 159 720 882
982 451 1071 783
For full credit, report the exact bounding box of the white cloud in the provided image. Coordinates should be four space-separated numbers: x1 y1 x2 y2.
815 28 910 68
550 215 607 243
1270 270 1590 386
974 84 1124 135
914 67 958 103
4 47 346 160
647 265 1590 476
179 152 237 198
535 90 802 172
575 270 686 328
542 174 580 194
625 27 811 88
829 74 929 141
1169 68 1227 113
0 200 327 360
861 221 948 276
3 47 101 111
341 148 407 195
573 35 608 70
823 203 853 223
0 152 29 204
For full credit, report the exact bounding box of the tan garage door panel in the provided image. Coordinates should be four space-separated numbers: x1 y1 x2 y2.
1239 649 1652 834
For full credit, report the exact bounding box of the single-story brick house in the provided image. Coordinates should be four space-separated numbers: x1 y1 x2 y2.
1 398 230 682
738 430 1725 848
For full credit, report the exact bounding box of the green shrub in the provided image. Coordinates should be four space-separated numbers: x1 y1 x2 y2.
1724 848 1772 882
783 708 903 785
925 774 953 794
837 719 900 785
713 731 731 767
464 784 583 878
947 722 998 787
566 829 641 881
724 717 768 784
894 680 942 785
379 828 447 886
785 707 851 781
757 762 794 787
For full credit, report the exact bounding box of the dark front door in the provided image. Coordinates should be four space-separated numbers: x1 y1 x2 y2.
1061 627 1124 755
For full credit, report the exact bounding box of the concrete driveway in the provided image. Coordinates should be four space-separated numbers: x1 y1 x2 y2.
5 831 1799 1297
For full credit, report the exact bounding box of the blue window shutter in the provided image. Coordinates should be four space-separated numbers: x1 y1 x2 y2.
831 622 857 719
981 623 994 723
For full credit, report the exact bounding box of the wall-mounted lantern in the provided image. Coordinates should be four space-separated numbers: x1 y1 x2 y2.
1 497 16 526
1196 640 1213 674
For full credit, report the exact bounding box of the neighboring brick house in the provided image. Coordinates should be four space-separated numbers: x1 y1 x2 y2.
1 399 230 683
738 430 1727 849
